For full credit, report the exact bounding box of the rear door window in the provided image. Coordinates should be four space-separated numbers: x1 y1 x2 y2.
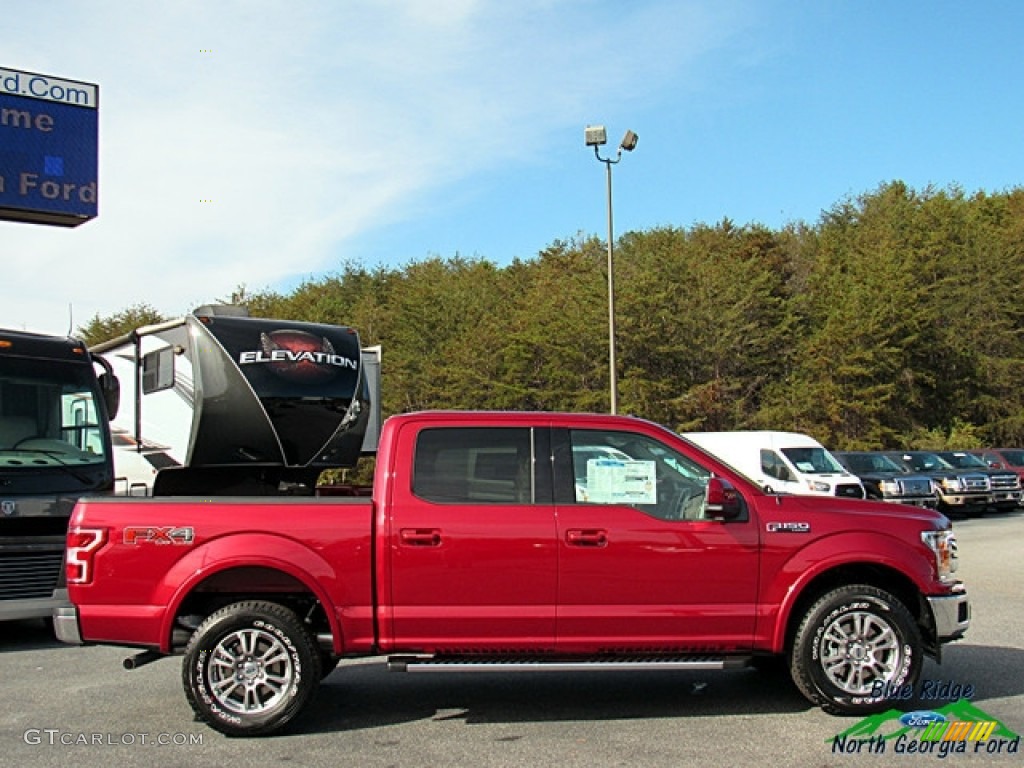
413 427 544 504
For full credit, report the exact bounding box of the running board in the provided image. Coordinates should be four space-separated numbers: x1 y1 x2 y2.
388 655 752 673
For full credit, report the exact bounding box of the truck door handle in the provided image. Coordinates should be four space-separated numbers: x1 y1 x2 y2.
566 529 608 547
400 528 442 547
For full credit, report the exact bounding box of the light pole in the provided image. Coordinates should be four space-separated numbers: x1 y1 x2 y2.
585 125 638 415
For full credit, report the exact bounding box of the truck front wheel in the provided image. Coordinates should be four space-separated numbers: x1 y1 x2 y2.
182 600 322 736
790 585 921 715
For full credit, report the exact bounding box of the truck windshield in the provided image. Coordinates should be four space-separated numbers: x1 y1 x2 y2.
780 447 844 474
845 453 904 474
900 452 952 472
939 452 988 470
0 356 107 467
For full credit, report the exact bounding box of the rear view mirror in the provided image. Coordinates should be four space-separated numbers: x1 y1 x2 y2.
705 476 743 520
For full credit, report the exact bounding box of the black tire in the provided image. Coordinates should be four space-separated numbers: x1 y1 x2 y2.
789 585 921 715
182 600 321 737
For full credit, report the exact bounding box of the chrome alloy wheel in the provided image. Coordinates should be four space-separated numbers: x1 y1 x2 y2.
818 610 903 695
207 627 295 715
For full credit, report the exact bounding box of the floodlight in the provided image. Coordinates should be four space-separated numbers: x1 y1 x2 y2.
585 125 607 147
584 123 638 415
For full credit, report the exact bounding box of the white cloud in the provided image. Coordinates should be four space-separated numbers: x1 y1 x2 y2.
1 0 751 335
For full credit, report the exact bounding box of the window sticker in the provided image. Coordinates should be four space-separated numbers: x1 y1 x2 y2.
583 458 657 504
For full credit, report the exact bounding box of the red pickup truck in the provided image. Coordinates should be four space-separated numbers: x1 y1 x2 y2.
56 411 970 737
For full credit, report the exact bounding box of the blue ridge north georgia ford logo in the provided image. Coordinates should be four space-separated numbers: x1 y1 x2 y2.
830 695 1020 759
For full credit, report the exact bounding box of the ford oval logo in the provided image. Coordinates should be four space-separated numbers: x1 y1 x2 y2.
899 711 946 728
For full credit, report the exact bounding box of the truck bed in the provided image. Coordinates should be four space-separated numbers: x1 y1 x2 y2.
66 495 376 652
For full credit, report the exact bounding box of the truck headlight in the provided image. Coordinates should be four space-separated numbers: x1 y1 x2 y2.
922 529 958 582
807 481 830 493
940 476 964 492
879 480 899 495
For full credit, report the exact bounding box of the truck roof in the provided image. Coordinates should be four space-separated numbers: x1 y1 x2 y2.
389 410 667 429
682 430 826 450
0 328 90 363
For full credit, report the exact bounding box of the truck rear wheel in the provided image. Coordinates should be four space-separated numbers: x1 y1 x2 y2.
789 585 921 715
182 600 322 736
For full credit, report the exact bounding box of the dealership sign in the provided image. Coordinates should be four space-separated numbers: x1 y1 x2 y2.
0 66 98 227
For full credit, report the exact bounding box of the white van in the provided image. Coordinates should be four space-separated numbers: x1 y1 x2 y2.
683 430 866 499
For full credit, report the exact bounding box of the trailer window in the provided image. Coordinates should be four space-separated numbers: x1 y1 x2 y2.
142 347 175 394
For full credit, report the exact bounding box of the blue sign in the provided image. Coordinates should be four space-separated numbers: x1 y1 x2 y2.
0 66 98 227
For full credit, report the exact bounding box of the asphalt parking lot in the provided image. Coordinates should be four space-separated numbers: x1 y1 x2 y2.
0 511 1021 768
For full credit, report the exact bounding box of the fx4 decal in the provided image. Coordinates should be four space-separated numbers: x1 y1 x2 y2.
123 526 195 545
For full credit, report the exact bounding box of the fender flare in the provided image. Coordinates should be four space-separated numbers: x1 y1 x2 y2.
765 531 936 653
152 532 343 653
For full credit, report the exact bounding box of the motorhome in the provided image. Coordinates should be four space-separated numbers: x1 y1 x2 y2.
0 328 118 622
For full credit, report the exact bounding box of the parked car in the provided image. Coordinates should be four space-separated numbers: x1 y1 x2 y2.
936 451 1021 512
882 451 990 517
683 431 865 499
58 410 969 736
832 451 938 508
970 448 1024 489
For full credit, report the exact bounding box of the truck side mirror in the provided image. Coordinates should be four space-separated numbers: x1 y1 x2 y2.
99 372 120 420
705 476 743 520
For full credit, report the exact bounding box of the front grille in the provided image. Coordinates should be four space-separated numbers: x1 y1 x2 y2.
836 483 866 499
962 474 990 492
0 551 64 600
989 473 1020 491
900 478 933 496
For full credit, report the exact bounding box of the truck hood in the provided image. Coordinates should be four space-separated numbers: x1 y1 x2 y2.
765 492 948 526
854 470 928 481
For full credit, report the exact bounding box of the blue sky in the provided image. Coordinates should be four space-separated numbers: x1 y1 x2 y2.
3 1 1024 334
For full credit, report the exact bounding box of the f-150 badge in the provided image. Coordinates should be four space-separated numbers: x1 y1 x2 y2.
766 522 811 533
123 526 195 545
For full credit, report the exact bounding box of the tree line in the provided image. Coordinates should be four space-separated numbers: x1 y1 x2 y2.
79 181 1024 451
